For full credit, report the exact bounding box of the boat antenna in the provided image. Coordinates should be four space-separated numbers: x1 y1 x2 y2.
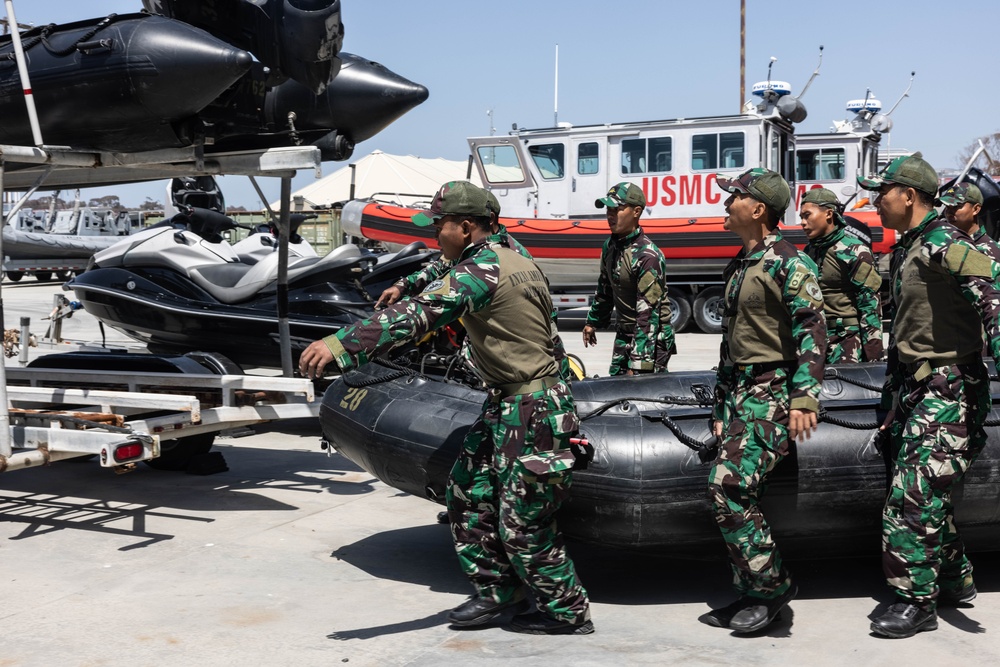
766 56 777 87
796 45 824 99
487 107 495 136
553 44 559 127
884 71 916 117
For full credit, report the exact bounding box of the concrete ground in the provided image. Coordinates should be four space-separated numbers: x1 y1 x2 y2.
1 279 998 666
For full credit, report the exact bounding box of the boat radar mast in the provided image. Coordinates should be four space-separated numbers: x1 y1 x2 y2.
834 71 916 135
743 50 813 124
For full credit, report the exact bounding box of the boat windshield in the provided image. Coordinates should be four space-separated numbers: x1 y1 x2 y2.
797 148 846 182
477 145 526 184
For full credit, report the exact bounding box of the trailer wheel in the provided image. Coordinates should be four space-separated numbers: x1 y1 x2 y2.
692 287 724 334
146 433 216 471
6 271 23 282
32 271 53 282
55 270 72 281
668 292 692 333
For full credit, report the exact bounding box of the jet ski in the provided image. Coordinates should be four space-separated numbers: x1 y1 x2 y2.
66 207 438 369
320 359 1000 557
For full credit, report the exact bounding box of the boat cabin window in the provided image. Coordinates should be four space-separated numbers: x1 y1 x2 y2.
796 148 846 181
528 143 565 180
619 137 672 174
477 145 526 184
691 132 745 170
577 142 599 175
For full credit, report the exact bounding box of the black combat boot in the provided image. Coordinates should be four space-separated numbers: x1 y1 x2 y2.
509 611 595 635
728 584 797 634
699 597 753 628
870 601 938 638
448 593 529 627
938 582 977 607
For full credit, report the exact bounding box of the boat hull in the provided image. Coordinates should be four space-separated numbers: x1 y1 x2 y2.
320 363 1000 557
341 200 888 290
1 227 127 261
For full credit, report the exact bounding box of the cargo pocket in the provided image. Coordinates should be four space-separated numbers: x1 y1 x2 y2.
509 449 577 525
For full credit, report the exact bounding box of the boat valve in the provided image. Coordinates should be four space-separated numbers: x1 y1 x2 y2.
569 436 593 470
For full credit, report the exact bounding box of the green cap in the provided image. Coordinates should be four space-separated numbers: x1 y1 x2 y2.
801 187 841 209
715 168 791 213
938 182 984 207
596 182 646 208
857 152 938 196
411 181 492 227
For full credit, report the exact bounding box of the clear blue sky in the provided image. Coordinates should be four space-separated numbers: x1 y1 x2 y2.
10 1 1000 208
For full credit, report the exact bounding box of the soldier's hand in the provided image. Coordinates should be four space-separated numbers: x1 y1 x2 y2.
375 285 404 309
582 325 597 347
712 419 723 438
788 408 818 442
298 340 334 379
878 408 894 431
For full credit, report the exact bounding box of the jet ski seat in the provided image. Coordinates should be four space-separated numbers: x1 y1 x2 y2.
186 244 368 304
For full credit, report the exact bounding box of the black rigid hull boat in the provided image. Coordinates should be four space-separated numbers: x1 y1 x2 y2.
67 209 437 369
320 362 1000 557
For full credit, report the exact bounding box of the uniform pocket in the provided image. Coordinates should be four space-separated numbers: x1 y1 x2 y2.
509 449 577 524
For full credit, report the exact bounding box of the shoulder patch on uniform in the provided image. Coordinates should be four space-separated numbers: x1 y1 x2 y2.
805 281 823 302
421 276 452 296
787 268 808 291
850 261 882 290
943 243 997 278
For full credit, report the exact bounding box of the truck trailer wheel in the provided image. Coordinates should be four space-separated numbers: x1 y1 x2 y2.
692 287 724 334
6 271 23 282
668 292 692 333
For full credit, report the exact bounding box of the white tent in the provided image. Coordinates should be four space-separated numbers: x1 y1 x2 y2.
274 149 483 210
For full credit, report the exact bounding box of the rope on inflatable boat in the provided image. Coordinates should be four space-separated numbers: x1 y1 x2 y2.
823 367 884 393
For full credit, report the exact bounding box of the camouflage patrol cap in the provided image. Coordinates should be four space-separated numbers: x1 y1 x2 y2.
801 187 841 210
715 168 791 213
412 181 492 226
857 152 938 196
596 182 646 208
938 182 984 207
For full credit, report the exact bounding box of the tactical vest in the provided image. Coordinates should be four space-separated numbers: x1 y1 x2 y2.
601 243 638 329
463 247 559 386
892 222 983 364
724 244 797 364
808 235 861 322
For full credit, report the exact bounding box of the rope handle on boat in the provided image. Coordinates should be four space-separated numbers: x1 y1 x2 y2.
822 367 884 393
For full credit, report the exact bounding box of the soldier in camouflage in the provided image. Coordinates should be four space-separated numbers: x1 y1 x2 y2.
800 187 884 363
939 182 1000 262
861 154 1000 638
583 182 675 375
702 168 827 634
299 181 593 635
375 188 575 383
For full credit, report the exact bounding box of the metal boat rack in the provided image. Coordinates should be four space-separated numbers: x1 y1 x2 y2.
0 1 325 472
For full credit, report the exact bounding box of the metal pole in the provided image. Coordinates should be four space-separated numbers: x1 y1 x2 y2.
739 0 746 112
349 163 356 201
0 158 12 458
277 177 293 377
553 44 559 127
5 0 44 146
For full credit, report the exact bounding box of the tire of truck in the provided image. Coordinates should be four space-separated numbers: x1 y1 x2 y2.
668 291 692 333
146 433 216 471
6 271 23 282
55 270 72 281
692 287 725 334
32 271 53 282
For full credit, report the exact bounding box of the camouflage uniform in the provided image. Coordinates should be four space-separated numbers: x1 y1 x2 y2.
585 226 675 375
969 227 1000 263
879 209 1000 611
325 239 590 624
709 230 827 600
805 221 884 363
390 225 574 382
